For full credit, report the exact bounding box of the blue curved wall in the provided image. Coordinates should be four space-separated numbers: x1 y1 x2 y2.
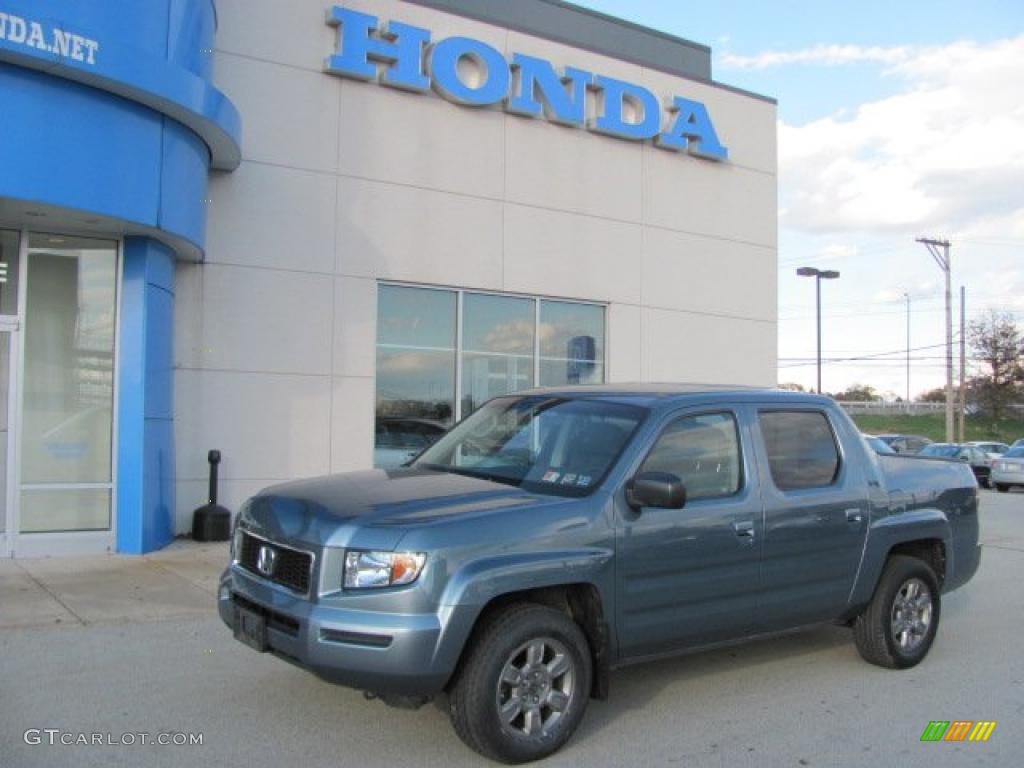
0 0 241 554
0 0 241 255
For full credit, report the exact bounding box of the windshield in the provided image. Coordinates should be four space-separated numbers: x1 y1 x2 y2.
414 395 648 497
920 444 959 458
1005 446 1024 459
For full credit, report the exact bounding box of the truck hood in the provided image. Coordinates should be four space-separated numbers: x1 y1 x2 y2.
240 468 572 548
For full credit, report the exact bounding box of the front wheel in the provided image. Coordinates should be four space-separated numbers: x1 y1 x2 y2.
996 483 1010 493
853 555 941 669
448 603 592 764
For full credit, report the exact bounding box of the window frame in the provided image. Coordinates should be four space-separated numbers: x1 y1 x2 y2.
634 409 746 503
757 408 844 493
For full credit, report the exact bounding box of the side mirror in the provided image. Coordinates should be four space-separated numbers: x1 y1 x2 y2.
625 471 686 510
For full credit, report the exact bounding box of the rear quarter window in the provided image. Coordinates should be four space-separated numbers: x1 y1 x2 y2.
759 410 841 491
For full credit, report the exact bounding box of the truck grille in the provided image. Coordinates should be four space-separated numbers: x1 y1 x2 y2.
237 531 314 595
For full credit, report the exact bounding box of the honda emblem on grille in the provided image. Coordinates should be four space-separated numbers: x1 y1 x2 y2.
256 544 277 577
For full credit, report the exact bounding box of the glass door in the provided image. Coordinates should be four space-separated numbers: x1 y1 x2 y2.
18 234 117 538
0 229 19 555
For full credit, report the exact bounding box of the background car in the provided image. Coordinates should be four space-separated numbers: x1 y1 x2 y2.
875 434 934 455
1011 438 1024 450
992 445 1024 492
966 441 1010 459
919 443 992 488
862 434 896 454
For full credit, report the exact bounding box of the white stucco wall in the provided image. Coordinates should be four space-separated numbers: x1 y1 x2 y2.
173 0 778 531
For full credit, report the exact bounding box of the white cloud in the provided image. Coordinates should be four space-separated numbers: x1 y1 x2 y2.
722 44 911 69
777 36 1024 238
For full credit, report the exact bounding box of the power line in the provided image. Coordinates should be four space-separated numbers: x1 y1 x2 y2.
777 341 950 368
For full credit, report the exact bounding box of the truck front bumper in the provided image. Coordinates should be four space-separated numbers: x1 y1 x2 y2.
218 566 464 697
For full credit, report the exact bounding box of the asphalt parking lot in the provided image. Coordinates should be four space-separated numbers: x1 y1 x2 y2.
2 489 1022 768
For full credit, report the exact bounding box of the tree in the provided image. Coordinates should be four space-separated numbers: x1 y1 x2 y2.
967 311 1023 420
778 382 806 392
836 383 881 402
917 387 947 404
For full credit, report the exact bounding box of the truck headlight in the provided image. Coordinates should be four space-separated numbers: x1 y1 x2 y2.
344 551 426 589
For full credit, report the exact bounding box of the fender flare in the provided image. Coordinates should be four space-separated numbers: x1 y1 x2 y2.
848 508 953 608
429 548 614 687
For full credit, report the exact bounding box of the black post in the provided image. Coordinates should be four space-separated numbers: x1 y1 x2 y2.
192 449 230 541
208 449 221 505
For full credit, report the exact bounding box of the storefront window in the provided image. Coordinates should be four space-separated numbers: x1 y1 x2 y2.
20 234 117 533
461 294 534 416
375 285 457 469
540 300 605 386
375 285 606 468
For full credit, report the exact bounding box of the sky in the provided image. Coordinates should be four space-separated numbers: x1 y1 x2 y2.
576 0 1024 399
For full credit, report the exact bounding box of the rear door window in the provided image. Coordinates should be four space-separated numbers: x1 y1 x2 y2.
759 411 841 491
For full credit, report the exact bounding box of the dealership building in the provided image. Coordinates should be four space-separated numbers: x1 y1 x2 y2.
0 0 776 557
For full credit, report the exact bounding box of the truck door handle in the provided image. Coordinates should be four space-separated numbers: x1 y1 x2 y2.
733 521 755 543
845 509 863 524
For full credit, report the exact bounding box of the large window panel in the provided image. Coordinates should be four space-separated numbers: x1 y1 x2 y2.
375 286 456 468
374 284 607 469
20 234 117 533
540 300 605 387
461 293 534 417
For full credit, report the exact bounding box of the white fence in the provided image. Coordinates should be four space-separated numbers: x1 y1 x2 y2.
836 401 1024 417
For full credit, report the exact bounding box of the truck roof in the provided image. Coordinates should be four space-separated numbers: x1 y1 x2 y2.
514 383 835 410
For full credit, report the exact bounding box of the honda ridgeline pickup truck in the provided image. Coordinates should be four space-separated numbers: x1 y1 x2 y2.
220 387 981 763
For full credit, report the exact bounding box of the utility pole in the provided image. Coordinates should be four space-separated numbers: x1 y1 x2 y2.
959 286 966 443
904 292 911 411
917 237 953 442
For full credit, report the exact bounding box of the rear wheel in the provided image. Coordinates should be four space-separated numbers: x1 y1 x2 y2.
448 603 592 764
853 555 940 669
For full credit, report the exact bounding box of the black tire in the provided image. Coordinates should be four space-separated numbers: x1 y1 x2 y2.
853 555 941 669
448 603 592 764
996 483 1009 493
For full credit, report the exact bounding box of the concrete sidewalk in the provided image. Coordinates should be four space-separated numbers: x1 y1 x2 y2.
0 540 228 629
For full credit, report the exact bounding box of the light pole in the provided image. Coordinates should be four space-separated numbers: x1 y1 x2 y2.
797 267 841 394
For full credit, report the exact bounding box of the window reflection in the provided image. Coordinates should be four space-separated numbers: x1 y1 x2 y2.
375 286 456 468
539 301 604 386
374 286 607 468
461 293 534 417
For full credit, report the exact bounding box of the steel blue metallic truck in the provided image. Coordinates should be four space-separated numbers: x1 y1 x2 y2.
219 387 981 763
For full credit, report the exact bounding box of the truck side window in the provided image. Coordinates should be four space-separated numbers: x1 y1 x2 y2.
759 411 840 491
639 412 742 501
